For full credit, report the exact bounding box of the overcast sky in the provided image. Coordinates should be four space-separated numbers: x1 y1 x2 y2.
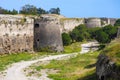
0 0 119 18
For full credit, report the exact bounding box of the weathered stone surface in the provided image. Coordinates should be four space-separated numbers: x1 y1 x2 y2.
0 15 34 54
60 18 84 33
96 54 120 80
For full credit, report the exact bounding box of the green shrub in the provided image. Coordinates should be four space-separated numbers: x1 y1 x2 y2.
114 19 120 26
70 24 90 42
62 33 72 46
95 30 110 43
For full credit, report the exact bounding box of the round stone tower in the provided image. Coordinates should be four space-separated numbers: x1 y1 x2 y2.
85 18 101 28
34 15 63 52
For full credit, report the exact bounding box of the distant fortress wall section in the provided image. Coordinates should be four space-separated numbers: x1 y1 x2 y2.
85 18 101 28
101 18 117 26
60 18 84 33
59 17 117 33
109 18 117 26
34 15 63 52
0 15 34 54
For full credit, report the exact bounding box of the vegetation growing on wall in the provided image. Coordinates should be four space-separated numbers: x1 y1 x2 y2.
60 18 83 22
20 18 27 25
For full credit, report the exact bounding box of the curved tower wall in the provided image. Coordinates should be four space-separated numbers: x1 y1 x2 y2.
34 16 63 52
85 18 101 28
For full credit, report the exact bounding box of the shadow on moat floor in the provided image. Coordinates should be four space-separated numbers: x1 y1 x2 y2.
77 73 96 80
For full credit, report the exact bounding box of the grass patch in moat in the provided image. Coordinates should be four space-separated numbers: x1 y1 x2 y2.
63 42 83 53
35 51 100 80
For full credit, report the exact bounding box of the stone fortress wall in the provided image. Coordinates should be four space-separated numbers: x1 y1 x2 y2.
61 18 117 32
55 15 117 33
0 14 118 54
60 18 84 32
0 15 34 54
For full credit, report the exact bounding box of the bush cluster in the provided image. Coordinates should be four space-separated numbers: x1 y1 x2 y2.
62 24 118 45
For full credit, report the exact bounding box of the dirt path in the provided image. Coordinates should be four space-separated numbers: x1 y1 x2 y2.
0 41 99 80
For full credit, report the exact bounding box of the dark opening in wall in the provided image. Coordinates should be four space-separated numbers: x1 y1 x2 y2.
101 76 104 80
35 23 39 28
37 39 39 41
85 20 87 23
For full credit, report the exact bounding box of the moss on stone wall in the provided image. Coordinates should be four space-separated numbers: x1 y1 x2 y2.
20 18 26 25
60 18 83 22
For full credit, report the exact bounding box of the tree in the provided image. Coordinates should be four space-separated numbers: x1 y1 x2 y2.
102 25 117 39
70 24 90 42
0 7 9 14
19 4 37 15
0 7 18 15
114 19 120 26
77 34 84 42
87 27 100 39
95 30 110 43
0 7 4 14
11 9 18 15
37 8 47 14
49 7 60 15
70 28 79 42
62 33 72 46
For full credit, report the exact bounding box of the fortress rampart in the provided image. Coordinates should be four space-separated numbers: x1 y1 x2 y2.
0 14 118 54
